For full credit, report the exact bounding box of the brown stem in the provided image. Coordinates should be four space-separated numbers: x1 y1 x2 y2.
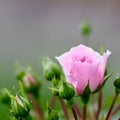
28 94 44 120
96 90 102 120
91 94 97 120
73 102 82 119
59 98 70 120
50 95 56 108
83 105 87 120
71 105 78 120
111 104 120 116
105 93 118 120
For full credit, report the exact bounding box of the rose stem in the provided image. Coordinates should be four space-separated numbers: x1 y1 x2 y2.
28 94 44 120
105 93 118 120
50 95 56 108
91 95 97 120
111 103 120 116
83 104 87 120
96 90 102 120
71 105 78 120
73 102 82 119
59 98 70 120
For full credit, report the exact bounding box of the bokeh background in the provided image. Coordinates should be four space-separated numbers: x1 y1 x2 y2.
0 0 120 119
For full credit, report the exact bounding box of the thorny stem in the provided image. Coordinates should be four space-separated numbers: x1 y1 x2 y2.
71 105 78 120
73 102 82 119
59 98 70 120
105 93 118 120
96 90 102 120
83 104 87 120
50 95 56 108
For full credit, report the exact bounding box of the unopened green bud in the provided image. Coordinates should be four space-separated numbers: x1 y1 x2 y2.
114 76 120 93
46 106 59 120
59 81 75 100
79 21 91 36
11 95 31 118
23 73 41 96
41 56 61 81
15 68 26 81
0 89 10 105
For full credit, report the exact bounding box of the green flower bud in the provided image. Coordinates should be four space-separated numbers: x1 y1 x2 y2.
114 76 120 93
23 73 41 96
11 95 31 118
15 68 26 81
46 106 59 120
0 89 10 105
79 21 91 36
59 81 75 100
41 56 61 81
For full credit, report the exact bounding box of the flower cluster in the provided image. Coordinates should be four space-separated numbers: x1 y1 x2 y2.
1 22 120 120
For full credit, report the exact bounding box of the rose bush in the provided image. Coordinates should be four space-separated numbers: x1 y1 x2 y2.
56 44 111 95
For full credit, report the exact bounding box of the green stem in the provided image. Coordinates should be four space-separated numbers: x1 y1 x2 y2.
105 93 118 120
59 98 70 120
83 104 87 120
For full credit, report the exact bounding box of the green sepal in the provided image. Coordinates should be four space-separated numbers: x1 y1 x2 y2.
11 95 31 118
15 67 26 81
46 104 59 120
49 87 59 96
80 83 90 104
93 72 112 94
81 83 91 96
59 81 75 100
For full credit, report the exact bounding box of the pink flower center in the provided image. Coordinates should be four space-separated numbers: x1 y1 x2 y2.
80 56 86 63
72 56 93 63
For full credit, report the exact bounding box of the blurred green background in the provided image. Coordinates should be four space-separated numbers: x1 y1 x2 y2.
0 0 120 119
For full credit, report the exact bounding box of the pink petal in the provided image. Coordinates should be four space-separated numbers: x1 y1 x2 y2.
97 50 111 85
55 52 72 74
70 62 89 94
87 61 101 92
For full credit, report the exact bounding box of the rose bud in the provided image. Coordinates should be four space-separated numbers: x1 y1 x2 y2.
59 80 75 100
0 89 10 105
56 44 111 95
15 67 26 81
11 95 31 119
79 21 91 36
23 73 41 96
114 76 120 93
41 56 61 81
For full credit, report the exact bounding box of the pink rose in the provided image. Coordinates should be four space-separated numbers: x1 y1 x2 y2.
56 44 111 95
